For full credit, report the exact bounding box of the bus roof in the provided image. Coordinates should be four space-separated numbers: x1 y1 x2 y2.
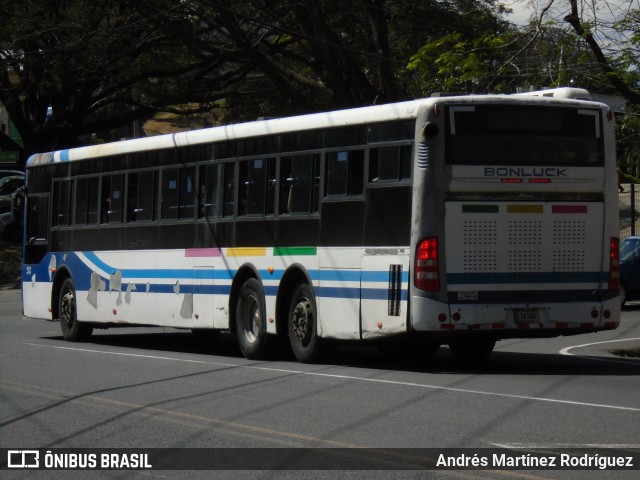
27 99 426 166
26 88 596 167
513 87 592 100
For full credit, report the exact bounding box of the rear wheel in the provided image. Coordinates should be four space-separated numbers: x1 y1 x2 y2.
236 278 269 359
288 283 323 363
58 278 93 341
620 283 627 307
448 337 495 362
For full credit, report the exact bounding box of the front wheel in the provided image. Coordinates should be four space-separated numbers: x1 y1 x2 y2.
448 337 495 362
288 283 323 363
58 278 93 341
236 278 269 359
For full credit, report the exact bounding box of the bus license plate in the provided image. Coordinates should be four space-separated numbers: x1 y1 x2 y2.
514 309 539 323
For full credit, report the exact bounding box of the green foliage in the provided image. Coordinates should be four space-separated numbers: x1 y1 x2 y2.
617 105 640 178
1 0 639 160
615 9 640 89
407 31 514 94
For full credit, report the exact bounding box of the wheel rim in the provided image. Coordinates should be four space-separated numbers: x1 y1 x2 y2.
60 288 75 329
291 297 312 346
242 296 261 344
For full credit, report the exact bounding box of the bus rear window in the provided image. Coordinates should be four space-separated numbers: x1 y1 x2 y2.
446 105 604 166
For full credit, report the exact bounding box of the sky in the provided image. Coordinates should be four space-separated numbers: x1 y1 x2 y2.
503 0 640 26
503 0 639 55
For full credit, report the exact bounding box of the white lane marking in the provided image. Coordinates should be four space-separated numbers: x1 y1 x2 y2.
17 341 640 413
559 337 640 358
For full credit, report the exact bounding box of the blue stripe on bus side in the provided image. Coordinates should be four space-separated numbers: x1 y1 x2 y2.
79 284 404 301
112 284 406 301
82 251 409 283
47 278 404 302
82 252 235 280
27 252 409 302
137 284 233 295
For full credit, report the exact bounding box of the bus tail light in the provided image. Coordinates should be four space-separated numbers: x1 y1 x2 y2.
415 237 440 292
609 237 620 291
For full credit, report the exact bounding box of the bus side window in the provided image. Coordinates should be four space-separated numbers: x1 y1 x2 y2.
222 162 235 217
200 164 221 218
280 157 293 213
326 150 364 197
178 167 196 220
101 174 123 224
75 177 99 225
52 180 73 227
161 168 179 220
280 154 319 214
127 171 157 222
238 158 275 216
369 145 412 183
27 194 49 243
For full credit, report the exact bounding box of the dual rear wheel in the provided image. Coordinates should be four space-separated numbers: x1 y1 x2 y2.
236 278 322 363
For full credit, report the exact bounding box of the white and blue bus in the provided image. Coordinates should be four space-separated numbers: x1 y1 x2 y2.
22 89 620 362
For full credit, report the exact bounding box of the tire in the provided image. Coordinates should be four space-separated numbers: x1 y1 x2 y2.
288 283 323 363
620 283 627 307
236 278 269 359
58 278 93 341
448 337 495 362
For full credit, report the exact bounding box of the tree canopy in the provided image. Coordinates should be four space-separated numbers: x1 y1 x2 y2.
1 0 638 163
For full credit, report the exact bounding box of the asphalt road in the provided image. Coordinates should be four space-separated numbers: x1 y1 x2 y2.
1 288 639 479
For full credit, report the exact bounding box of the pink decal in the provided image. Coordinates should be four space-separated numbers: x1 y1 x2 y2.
552 205 587 214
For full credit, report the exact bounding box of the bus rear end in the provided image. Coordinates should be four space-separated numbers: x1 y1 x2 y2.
410 97 620 356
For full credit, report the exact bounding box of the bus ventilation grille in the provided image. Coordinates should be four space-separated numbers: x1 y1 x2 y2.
417 142 429 170
388 265 403 316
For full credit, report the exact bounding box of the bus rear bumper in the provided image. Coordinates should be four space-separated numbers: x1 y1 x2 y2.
410 295 620 335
